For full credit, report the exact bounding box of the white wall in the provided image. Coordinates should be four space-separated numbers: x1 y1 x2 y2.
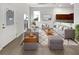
0 3 30 50
13 4 30 37
30 7 74 28
53 7 74 22
74 3 79 26
53 7 74 28
30 7 54 28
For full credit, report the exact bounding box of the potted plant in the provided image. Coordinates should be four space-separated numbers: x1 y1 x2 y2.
75 24 79 41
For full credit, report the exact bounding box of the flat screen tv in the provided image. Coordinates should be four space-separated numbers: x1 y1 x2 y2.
56 13 74 23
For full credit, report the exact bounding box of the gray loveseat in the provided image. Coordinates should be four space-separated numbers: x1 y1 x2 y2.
48 35 64 50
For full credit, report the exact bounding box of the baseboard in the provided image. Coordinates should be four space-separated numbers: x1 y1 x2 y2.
0 32 24 51
16 32 24 38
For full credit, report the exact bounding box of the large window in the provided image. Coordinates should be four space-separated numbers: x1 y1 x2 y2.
33 11 40 22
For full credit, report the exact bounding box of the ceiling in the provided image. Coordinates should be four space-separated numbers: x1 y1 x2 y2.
27 3 74 8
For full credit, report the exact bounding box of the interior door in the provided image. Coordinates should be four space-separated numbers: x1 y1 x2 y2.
0 7 9 50
0 5 16 50
0 7 3 50
0 22 3 50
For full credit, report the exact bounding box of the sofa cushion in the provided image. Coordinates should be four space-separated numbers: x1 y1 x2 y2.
23 43 38 50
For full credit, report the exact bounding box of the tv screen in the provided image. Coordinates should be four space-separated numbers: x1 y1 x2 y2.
56 13 74 23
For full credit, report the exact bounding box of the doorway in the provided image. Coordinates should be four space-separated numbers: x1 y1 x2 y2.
24 14 28 32
32 11 41 29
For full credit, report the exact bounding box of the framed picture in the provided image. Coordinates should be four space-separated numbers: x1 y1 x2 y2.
6 9 14 25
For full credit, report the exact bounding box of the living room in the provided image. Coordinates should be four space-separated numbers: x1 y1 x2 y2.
0 3 79 55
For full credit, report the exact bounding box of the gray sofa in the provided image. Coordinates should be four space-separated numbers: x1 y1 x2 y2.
23 43 38 50
48 35 64 50
64 29 75 40
23 30 39 50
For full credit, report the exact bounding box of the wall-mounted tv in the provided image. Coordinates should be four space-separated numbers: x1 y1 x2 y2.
56 13 74 23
